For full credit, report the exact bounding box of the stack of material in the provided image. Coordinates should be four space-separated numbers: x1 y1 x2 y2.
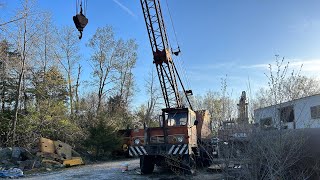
38 138 84 167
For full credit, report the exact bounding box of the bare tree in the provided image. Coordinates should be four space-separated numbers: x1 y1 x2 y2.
135 69 161 127
7 0 41 146
31 13 58 110
253 56 320 109
87 26 118 113
87 25 137 115
74 64 82 115
114 39 137 109
56 26 80 116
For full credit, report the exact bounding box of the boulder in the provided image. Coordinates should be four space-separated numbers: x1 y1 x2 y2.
11 147 23 161
17 160 41 170
0 147 12 161
54 141 72 160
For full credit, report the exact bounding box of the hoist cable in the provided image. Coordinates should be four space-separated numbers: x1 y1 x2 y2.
165 0 180 48
83 0 88 16
178 53 191 93
76 0 78 14
83 0 85 15
80 0 82 13
164 0 192 95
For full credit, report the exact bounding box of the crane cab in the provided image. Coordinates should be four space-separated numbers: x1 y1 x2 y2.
162 107 197 127
129 108 199 156
160 108 198 147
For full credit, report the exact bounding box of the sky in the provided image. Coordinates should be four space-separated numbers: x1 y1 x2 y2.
1 0 320 107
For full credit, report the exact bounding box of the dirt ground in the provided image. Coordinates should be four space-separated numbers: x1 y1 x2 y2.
22 158 223 180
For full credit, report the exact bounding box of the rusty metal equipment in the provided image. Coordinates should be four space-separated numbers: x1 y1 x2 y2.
140 0 192 109
73 1 88 39
129 0 213 175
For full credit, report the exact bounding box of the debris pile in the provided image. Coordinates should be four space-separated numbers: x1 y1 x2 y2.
37 137 84 168
0 138 84 177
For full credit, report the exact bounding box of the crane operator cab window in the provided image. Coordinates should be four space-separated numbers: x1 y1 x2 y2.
167 112 188 126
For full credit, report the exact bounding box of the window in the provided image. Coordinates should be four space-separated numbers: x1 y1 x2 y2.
311 105 320 119
260 117 272 128
279 106 294 123
167 112 188 126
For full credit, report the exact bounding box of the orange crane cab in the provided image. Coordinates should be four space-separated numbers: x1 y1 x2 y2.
130 108 197 156
130 107 213 174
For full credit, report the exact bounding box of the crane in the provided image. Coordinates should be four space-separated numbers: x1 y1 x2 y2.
128 0 213 175
140 0 193 110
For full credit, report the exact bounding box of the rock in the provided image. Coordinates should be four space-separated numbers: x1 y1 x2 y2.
0 160 16 169
21 149 34 160
18 160 41 170
54 141 72 160
45 168 52 171
1 160 10 165
0 147 12 160
11 147 23 161
53 164 65 169
40 138 55 154
37 152 62 162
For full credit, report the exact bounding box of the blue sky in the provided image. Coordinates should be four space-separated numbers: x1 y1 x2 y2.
1 0 320 106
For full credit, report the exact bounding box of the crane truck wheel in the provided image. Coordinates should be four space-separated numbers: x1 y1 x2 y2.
140 155 155 174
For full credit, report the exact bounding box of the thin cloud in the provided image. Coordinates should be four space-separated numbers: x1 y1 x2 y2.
290 59 320 74
112 0 136 17
240 64 268 69
241 59 320 77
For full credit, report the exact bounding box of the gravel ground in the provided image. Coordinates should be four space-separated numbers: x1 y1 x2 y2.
22 158 223 180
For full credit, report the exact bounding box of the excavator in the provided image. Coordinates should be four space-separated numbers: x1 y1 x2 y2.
73 0 213 174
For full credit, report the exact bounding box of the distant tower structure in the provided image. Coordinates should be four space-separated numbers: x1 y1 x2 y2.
237 91 249 124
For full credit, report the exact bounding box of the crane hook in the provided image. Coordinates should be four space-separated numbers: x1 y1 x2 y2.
73 2 88 39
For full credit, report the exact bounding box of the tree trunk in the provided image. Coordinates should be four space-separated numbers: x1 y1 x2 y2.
12 10 28 146
68 67 73 116
74 64 81 115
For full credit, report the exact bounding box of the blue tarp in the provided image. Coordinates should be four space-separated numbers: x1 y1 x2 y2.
0 168 23 178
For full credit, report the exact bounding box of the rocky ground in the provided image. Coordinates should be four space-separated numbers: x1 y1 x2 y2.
22 158 223 180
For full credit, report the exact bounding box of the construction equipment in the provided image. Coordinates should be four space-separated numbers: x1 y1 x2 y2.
129 0 213 174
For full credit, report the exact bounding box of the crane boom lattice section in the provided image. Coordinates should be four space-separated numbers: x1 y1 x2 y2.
141 0 192 109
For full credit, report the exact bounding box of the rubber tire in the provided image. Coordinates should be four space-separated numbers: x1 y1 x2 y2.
140 155 155 174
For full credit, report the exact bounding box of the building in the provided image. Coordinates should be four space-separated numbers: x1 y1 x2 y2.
254 94 320 129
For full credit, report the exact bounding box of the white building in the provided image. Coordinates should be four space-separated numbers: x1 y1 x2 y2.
254 94 320 129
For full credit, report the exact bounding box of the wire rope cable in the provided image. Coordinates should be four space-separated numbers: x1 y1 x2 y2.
164 0 192 94
165 0 180 47
76 0 78 14
84 0 88 16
